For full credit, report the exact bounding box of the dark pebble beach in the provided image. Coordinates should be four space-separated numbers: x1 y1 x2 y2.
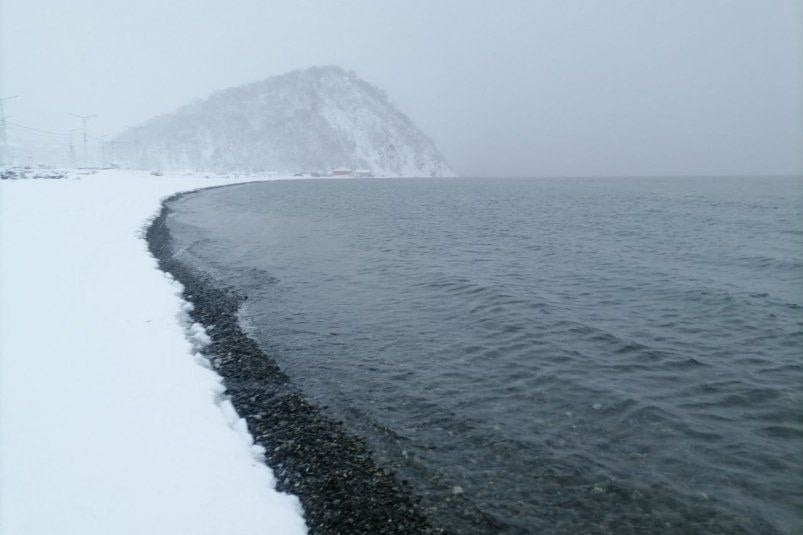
147 190 444 535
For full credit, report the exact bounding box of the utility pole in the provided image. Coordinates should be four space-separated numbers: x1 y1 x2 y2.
110 140 117 167
133 129 141 167
99 135 117 168
0 95 20 166
100 136 107 167
68 128 81 167
72 113 97 167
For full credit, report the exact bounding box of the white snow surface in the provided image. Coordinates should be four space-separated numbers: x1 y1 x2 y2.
0 169 307 535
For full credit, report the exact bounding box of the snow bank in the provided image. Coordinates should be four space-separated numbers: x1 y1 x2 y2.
0 170 307 534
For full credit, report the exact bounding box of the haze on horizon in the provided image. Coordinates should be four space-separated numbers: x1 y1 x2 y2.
1 0 801 177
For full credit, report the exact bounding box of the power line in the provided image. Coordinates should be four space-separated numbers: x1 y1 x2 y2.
2 103 140 167
6 121 72 137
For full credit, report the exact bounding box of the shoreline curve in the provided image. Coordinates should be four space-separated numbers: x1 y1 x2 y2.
146 189 442 535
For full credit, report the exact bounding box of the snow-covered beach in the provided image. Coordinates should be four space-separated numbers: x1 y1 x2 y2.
0 170 307 534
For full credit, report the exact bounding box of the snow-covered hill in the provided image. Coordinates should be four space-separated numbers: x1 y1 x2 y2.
114 66 454 177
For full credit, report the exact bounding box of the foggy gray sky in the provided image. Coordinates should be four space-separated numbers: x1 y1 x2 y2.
2 0 801 177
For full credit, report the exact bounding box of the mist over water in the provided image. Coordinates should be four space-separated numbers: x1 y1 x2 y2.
165 176 802 533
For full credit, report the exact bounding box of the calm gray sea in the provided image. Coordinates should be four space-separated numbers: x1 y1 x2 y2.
165 176 802 534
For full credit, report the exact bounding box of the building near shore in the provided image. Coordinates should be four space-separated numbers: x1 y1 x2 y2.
331 167 352 176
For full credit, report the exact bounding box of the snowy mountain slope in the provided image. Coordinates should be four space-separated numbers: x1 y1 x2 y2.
114 66 455 177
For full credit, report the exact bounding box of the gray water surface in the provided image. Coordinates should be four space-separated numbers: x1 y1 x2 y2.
165 177 802 533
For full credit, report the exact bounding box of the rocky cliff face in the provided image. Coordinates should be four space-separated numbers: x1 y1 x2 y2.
114 66 454 177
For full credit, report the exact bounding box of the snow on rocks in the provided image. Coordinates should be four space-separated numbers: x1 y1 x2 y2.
0 169 306 535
